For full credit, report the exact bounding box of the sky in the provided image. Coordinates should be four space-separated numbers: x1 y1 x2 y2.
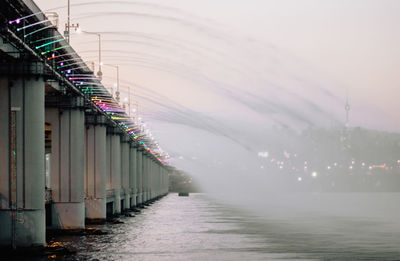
34 0 400 189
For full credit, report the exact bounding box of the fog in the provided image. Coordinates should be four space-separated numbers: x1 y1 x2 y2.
36 0 400 232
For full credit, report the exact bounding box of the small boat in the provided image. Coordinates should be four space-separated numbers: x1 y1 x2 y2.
178 192 189 197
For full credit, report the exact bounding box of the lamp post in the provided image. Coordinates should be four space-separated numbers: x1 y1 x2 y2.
132 101 139 121
72 25 102 79
67 0 70 42
104 64 119 102
128 85 131 116
65 0 79 43
81 31 102 79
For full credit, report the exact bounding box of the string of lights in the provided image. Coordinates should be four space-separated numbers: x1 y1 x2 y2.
8 11 168 165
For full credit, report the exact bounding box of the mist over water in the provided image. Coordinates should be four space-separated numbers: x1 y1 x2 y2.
36 0 400 258
44 194 400 261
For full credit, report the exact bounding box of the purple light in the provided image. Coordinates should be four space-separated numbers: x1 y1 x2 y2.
9 21 13 24
67 70 71 73
16 19 20 24
52 53 55 57
60 62 64 66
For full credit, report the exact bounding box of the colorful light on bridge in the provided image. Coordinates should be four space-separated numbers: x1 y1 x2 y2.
7 11 168 165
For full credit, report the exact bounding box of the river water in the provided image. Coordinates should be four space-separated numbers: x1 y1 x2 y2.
39 193 400 260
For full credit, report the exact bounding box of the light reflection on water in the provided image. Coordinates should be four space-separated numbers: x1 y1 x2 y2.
49 193 400 261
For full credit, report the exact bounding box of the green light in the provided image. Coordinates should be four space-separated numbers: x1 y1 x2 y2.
41 45 69 55
35 38 65 49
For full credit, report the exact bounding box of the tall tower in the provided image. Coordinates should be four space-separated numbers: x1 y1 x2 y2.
345 95 350 128
340 94 351 151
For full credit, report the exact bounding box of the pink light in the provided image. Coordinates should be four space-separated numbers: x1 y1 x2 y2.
68 77 99 80
16 19 20 24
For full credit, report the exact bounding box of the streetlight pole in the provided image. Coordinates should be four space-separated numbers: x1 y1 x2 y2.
67 0 70 43
129 85 131 116
98 33 102 78
73 26 102 79
64 0 79 44
104 64 119 102
82 31 102 79
133 101 139 121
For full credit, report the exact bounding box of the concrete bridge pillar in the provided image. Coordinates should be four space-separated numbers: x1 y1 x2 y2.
157 164 161 197
142 153 148 203
149 158 153 200
84 115 107 222
149 160 153 200
120 135 130 211
154 163 158 198
106 127 122 214
152 161 155 199
146 152 149 203
136 150 143 205
45 96 85 229
129 145 137 208
161 166 164 195
159 166 161 195
163 168 169 195
161 168 164 196
151 160 156 199
149 159 152 199
158 166 161 195
148 159 152 200
149 160 153 199
160 168 162 196
0 76 45 247
147 158 151 201
153 161 157 199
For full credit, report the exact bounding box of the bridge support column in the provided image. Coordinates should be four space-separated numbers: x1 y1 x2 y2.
147 157 151 200
161 167 164 196
149 160 153 200
148 158 152 200
150 160 153 199
106 128 121 214
45 100 85 229
158 165 161 197
142 154 148 203
121 135 130 211
136 150 143 205
146 156 151 201
154 163 158 198
150 159 157 199
163 168 169 195
147 157 152 201
153 161 157 199
156 163 161 198
129 145 137 208
84 116 107 222
155 162 159 198
0 76 45 247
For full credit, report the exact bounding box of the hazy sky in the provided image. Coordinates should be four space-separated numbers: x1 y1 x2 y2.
34 0 400 183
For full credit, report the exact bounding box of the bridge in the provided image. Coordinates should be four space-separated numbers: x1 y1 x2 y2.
0 0 170 248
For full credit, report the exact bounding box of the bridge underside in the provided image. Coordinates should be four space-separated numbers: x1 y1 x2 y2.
0 46 169 248
0 0 170 248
